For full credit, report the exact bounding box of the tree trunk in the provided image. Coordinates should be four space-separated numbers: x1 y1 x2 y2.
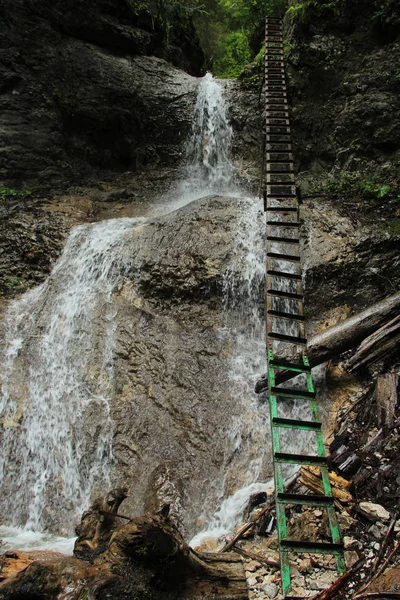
0 492 248 600
346 315 400 373
256 291 400 393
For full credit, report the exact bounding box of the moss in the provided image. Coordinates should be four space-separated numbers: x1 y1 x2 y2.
386 219 400 236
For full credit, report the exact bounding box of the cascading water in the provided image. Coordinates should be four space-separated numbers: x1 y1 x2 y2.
0 219 144 536
170 72 238 210
0 72 269 552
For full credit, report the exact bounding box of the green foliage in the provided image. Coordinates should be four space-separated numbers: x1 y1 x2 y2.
195 0 288 78
0 186 31 200
372 0 393 22
286 0 337 25
314 172 399 203
214 31 252 78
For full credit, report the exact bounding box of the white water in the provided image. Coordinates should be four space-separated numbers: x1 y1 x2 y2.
0 219 144 542
0 73 267 553
190 481 274 549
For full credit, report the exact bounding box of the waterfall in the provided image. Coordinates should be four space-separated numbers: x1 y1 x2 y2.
0 219 142 533
170 73 237 211
0 73 267 550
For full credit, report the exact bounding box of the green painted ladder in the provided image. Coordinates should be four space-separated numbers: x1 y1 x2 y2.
263 17 346 598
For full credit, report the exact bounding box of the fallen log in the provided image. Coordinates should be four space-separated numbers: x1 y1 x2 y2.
0 490 248 600
347 315 400 372
256 291 400 393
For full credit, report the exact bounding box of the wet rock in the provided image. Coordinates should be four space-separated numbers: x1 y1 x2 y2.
0 0 200 185
286 0 400 179
301 199 400 326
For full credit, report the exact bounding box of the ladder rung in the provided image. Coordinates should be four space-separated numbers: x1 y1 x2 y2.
271 386 316 398
275 453 327 466
267 236 300 244
269 359 311 372
267 155 293 162
267 270 301 280
267 309 305 322
272 418 321 431
267 252 301 263
267 332 306 344
278 492 333 505
280 539 344 553
267 221 300 227
266 207 298 213
267 289 302 300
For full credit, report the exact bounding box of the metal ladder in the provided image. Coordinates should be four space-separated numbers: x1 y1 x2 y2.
263 17 346 598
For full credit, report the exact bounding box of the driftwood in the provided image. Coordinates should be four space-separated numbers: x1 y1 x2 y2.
347 315 400 372
0 490 248 600
375 373 398 432
256 291 400 392
300 466 352 505
74 486 129 560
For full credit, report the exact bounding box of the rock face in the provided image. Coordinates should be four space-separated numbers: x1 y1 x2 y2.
100 196 268 537
0 195 269 537
0 0 203 186
285 0 400 180
300 199 400 325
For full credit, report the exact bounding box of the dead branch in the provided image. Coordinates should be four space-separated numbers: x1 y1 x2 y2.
353 594 400 599
231 545 280 569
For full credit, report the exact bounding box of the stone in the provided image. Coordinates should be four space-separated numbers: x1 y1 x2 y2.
246 560 260 573
345 550 360 569
298 558 313 574
343 536 360 549
369 523 387 539
262 583 278 598
359 502 391 522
